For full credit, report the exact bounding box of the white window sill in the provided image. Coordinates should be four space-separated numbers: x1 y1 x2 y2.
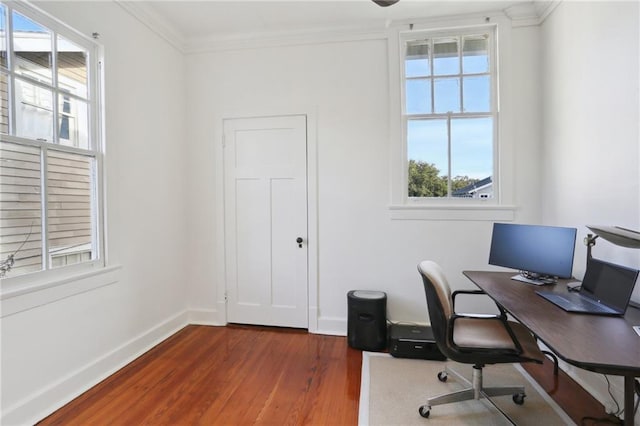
389 204 516 221
1 264 122 318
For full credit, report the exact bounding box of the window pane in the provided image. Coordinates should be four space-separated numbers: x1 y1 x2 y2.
462 35 489 74
13 11 52 85
58 95 89 149
14 77 53 141
405 79 430 114
463 76 490 112
58 35 88 98
434 78 460 113
451 117 493 198
0 4 7 69
1 71 8 134
47 149 95 269
407 119 448 197
433 37 458 76
405 41 430 77
0 141 43 277
402 30 495 202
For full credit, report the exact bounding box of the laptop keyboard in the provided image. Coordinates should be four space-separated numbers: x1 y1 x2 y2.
541 293 615 314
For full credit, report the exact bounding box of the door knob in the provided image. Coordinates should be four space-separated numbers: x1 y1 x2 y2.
296 237 303 248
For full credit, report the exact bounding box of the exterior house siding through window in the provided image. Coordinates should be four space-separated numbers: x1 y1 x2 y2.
0 1 99 279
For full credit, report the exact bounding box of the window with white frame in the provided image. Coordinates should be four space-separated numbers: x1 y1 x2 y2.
0 1 102 280
402 27 496 201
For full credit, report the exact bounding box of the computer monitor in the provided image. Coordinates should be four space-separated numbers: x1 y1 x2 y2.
489 223 577 284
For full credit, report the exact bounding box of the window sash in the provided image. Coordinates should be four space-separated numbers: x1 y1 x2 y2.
1 136 100 277
1 1 95 148
0 1 102 281
401 28 497 201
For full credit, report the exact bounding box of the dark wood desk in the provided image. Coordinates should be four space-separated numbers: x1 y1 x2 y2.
464 271 640 426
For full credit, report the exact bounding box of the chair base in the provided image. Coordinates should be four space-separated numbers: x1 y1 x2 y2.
419 365 525 424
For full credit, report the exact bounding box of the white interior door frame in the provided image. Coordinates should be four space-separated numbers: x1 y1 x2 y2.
214 108 318 332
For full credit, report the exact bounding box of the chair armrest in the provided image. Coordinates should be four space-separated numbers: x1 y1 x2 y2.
451 289 485 310
452 289 508 321
449 313 525 355
454 313 503 319
452 289 485 299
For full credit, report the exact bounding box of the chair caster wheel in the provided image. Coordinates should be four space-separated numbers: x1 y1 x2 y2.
437 371 448 382
418 405 431 418
512 393 526 405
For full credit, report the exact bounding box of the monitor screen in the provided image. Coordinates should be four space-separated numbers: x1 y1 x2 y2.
489 223 577 279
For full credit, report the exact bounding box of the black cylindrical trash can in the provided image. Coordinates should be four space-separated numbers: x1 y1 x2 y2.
347 290 387 351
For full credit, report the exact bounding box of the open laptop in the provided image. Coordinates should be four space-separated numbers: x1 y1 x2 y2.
536 257 639 315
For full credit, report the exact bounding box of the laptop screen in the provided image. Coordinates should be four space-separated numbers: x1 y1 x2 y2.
581 257 639 312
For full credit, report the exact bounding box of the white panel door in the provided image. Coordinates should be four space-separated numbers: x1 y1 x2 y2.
224 115 308 328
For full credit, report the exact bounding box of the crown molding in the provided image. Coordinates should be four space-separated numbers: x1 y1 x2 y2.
504 1 540 27
116 1 557 55
116 1 391 54
183 23 390 54
182 9 509 55
534 0 562 24
503 1 561 27
115 1 186 52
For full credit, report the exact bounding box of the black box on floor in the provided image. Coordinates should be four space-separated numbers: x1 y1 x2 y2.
388 324 446 361
347 290 387 351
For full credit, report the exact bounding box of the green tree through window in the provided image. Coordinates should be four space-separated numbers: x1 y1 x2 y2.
408 160 480 197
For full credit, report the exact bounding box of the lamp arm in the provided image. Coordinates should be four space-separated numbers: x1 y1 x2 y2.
584 233 599 260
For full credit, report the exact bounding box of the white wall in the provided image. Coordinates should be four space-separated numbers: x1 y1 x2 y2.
540 1 639 420
184 21 542 331
8 1 633 424
1 2 188 424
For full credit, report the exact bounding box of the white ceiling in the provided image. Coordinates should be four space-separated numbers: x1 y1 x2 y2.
119 0 545 51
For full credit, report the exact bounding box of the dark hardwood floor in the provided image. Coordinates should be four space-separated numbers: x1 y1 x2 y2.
39 324 616 425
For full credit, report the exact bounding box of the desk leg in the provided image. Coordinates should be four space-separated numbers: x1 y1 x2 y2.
624 375 635 426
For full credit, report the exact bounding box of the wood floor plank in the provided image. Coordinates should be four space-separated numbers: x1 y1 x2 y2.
39 325 361 425
39 324 607 425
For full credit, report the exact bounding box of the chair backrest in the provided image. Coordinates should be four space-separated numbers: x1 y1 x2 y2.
417 260 454 356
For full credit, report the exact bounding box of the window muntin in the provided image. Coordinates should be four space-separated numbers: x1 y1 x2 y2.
403 29 495 200
0 1 101 280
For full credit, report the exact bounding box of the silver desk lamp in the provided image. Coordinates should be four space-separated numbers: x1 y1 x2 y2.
584 225 640 259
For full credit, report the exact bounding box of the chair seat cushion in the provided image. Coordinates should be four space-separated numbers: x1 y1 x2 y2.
453 317 545 362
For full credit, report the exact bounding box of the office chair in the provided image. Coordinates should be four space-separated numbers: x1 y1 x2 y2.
417 260 545 420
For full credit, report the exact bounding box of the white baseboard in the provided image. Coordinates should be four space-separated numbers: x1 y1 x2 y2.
3 310 350 426
307 306 319 332
188 307 225 325
1 310 189 426
316 315 347 336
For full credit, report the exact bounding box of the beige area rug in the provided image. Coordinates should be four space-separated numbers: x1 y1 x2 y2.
359 352 575 426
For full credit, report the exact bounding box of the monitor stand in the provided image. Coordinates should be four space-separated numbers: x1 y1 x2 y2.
511 274 556 286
